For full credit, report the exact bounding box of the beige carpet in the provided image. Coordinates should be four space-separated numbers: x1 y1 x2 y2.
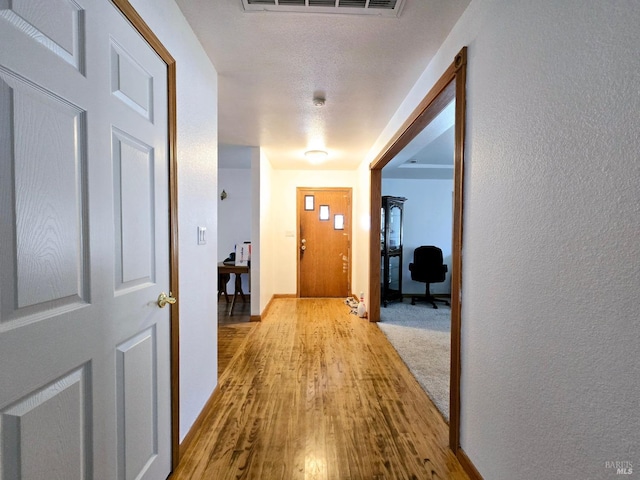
378 300 451 422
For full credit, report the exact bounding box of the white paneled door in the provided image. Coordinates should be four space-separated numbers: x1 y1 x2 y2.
0 1 172 479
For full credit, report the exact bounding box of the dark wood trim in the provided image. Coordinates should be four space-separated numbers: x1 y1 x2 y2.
369 59 458 171
260 294 296 320
167 59 181 475
368 169 382 322
368 47 468 453
261 296 275 319
250 315 261 322
178 387 217 460
111 0 175 63
371 82 455 172
457 448 483 480
296 189 301 298
110 0 180 469
449 46 467 454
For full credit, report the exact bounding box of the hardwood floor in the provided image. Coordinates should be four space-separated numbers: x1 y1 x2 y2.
217 296 255 377
172 298 468 480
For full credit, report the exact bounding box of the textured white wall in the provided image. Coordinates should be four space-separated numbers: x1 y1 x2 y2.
371 0 640 478
352 159 373 303
130 0 219 442
258 150 276 312
382 178 453 295
250 147 261 316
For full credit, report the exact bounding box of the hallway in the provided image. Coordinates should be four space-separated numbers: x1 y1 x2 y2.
171 298 468 479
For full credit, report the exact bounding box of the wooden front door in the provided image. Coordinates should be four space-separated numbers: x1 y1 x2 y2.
298 188 352 297
0 1 172 478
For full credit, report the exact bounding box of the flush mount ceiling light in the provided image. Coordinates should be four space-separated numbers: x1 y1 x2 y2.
304 150 328 163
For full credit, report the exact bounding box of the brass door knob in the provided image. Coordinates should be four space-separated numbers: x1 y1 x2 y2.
157 292 177 308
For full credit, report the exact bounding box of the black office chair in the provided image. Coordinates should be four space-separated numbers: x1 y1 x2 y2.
408 246 450 309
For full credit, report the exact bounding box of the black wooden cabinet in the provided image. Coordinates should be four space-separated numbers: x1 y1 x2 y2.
381 196 406 306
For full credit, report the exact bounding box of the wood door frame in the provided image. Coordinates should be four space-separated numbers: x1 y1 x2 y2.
111 0 180 469
296 187 353 297
368 47 467 454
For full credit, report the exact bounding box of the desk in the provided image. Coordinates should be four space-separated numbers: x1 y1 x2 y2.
218 262 249 316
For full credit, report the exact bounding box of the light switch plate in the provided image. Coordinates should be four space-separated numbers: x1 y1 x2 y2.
197 226 207 245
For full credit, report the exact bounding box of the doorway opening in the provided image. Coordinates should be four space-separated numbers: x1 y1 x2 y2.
368 47 467 453
379 95 455 422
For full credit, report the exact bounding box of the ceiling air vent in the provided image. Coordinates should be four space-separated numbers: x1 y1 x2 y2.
242 0 404 17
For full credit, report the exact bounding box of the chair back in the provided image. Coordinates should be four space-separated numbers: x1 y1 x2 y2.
409 246 447 283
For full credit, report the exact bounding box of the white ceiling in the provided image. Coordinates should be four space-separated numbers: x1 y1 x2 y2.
174 0 470 171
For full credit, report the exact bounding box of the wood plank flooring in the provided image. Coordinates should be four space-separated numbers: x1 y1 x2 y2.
217 297 254 377
172 298 468 480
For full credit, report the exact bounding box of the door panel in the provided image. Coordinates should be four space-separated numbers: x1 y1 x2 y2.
0 2 171 479
298 188 351 297
0 366 90 480
113 128 156 290
0 68 89 321
110 39 154 121
116 328 158 480
0 0 84 72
